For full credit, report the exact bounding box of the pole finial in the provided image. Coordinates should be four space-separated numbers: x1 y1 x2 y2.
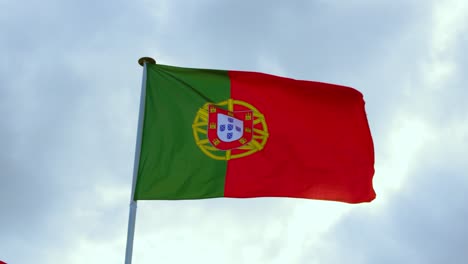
138 57 156 66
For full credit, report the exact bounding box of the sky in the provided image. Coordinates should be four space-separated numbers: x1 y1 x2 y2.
1 0 468 263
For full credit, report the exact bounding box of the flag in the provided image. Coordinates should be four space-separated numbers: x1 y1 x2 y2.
0 260 7 264
134 64 375 203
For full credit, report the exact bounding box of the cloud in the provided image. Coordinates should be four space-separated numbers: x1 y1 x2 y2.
306 122 468 264
299 1 468 263
1 0 467 263
0 0 155 261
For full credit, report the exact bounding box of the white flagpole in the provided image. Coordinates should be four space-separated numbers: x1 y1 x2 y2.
125 57 156 264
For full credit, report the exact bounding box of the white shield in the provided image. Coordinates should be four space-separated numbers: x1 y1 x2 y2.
217 113 244 142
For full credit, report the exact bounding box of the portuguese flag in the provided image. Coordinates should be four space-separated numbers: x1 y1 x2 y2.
134 63 375 203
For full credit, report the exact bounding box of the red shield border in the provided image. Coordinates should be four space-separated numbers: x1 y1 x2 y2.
207 104 253 150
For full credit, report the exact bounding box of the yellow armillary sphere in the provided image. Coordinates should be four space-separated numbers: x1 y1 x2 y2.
192 98 269 160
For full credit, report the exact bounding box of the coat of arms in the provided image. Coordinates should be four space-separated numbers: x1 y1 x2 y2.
192 99 268 160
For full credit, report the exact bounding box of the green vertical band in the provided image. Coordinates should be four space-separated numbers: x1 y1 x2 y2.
134 64 230 200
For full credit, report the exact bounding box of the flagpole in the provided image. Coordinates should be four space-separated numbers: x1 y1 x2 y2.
125 57 156 264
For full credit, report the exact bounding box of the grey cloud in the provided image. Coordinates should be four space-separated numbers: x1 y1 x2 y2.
298 11 468 262
304 142 468 264
0 0 155 262
1 0 466 263
150 0 432 145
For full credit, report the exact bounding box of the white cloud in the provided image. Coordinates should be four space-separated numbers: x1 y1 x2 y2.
1 1 467 264
424 0 468 89
302 1 468 263
376 113 436 195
